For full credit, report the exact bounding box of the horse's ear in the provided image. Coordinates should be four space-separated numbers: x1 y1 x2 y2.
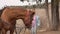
26 9 35 15
31 9 35 15
32 11 35 16
26 9 30 12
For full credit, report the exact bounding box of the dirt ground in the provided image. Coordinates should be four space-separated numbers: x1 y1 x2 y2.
25 31 60 34
37 31 60 34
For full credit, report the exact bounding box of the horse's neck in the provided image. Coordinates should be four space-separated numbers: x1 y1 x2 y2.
1 7 27 23
1 12 25 23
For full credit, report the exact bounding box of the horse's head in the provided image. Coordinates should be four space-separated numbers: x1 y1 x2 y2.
14 9 35 29
24 9 35 29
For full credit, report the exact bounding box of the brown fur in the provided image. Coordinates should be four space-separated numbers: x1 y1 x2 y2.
0 6 35 34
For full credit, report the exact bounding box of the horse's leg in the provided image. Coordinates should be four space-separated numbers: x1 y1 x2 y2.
23 27 26 34
10 29 14 34
0 31 1 34
0 30 2 34
15 28 17 34
2 28 6 34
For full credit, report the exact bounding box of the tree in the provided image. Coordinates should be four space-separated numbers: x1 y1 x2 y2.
20 0 24 2
51 0 59 30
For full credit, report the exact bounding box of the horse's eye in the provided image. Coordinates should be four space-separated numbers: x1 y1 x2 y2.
32 19 33 20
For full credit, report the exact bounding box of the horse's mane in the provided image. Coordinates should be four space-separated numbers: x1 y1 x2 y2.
0 6 26 16
6 6 25 9
0 7 6 17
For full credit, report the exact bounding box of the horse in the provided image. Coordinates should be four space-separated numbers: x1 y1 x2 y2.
0 6 35 34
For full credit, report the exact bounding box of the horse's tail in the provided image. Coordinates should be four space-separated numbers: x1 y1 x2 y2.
0 7 6 17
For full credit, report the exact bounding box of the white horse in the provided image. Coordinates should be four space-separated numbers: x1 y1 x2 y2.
14 19 26 34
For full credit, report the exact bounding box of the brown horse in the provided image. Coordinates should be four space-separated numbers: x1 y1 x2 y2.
0 6 35 34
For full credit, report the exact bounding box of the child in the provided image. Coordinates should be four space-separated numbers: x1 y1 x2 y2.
31 15 40 34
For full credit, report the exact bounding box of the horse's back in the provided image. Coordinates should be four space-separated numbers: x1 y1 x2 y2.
1 6 27 18
3 6 26 14
5 6 26 11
